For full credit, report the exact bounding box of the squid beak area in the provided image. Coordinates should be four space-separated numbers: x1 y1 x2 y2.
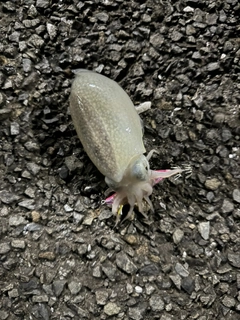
103 165 192 225
103 167 188 204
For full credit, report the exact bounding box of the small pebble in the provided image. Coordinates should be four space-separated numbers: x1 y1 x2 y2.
104 302 121 316
46 23 57 40
116 252 137 274
38 251 56 261
68 281 82 295
233 189 240 203
135 286 143 294
11 240 26 249
206 62 220 71
10 122 20 135
184 6 194 12
9 215 27 226
149 295 165 311
221 199 234 214
95 289 109 305
173 228 184 244
0 242 11 254
31 211 41 222
175 262 189 277
64 204 73 212
198 221 210 240
205 178 221 190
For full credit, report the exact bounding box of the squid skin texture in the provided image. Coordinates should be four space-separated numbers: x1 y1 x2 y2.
69 70 145 183
69 70 183 221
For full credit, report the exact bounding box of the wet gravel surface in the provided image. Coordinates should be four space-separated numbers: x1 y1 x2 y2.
0 0 240 319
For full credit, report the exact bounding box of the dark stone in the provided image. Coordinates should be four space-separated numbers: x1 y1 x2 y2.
139 264 160 276
181 276 195 294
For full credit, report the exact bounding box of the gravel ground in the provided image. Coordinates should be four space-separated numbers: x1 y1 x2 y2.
0 0 240 319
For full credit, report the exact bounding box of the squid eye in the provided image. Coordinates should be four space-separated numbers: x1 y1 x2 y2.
132 166 146 180
132 159 149 181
